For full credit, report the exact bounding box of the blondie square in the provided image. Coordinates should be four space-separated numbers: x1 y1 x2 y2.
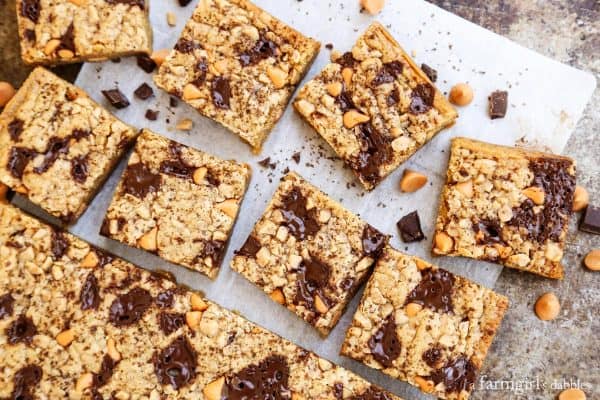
0 202 401 399
342 248 508 400
0 67 138 223
294 22 458 190
101 129 251 279
154 0 321 152
16 0 152 65
433 137 576 279
231 172 388 336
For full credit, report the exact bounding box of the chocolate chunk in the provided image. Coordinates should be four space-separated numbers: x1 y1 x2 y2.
8 119 24 141
508 158 575 243
158 312 185 335
169 96 179 107
134 83 154 100
473 218 503 245
349 387 393 400
174 38 201 54
8 147 35 179
104 0 145 9
580 205 600 235
292 152 301 164
71 155 89 183
137 55 157 73
212 77 231 109
294 256 332 318
71 128 91 140
153 336 197 389
405 268 455 314
371 61 404 86
0 293 15 319
9 365 42 400
352 122 392 186
336 90 356 113
122 163 161 199
488 90 508 119
20 0 40 22
423 346 443 368
192 58 208 86
24 29 36 41
200 240 225 267
156 290 175 308
160 160 195 180
92 354 117 391
145 109 159 120
335 52 358 69
334 382 344 400
235 236 261 258
109 287 153 327
397 211 425 242
6 314 37 345
368 315 400 368
409 83 435 114
258 157 276 169
95 249 114 267
429 356 477 393
387 88 400 106
80 273 101 310
51 230 69 260
362 224 386 257
222 355 289 399
239 34 278 66
33 136 70 174
279 187 320 240
58 23 76 53
178 0 192 5
421 63 438 82
102 89 130 109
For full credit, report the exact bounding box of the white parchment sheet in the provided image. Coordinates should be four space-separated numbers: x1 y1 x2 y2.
15 0 596 399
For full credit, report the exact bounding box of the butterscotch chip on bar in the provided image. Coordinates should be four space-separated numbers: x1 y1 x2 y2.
0 67 138 223
294 22 457 190
16 0 152 65
341 248 508 400
0 203 401 399
101 129 251 279
154 0 320 152
433 137 576 279
231 172 389 336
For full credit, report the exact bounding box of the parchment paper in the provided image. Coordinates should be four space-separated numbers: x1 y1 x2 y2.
15 1 596 398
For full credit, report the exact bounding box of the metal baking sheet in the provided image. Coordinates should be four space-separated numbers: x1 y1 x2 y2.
13 0 595 398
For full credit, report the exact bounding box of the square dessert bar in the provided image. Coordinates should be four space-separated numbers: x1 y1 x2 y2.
0 203 402 400
154 0 320 152
294 22 457 190
433 137 576 279
0 67 138 223
101 129 251 279
342 248 508 400
16 0 152 65
231 172 389 336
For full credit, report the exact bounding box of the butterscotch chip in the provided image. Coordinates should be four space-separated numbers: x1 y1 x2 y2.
314 295 329 314
343 109 370 129
360 0 385 15
75 373 94 393
185 311 202 329
400 169 428 192
203 377 225 400
167 12 177 26
433 232 453 254
192 167 207 185
405 302 422 317
454 180 473 197
572 185 589 211
0 183 9 203
151 49 171 66
522 186 545 205
107 338 121 361
191 293 209 311
182 83 203 100
0 81 16 107
267 66 288 89
413 376 434 393
80 251 99 268
175 118 193 131
216 199 240 219
43 39 61 55
138 227 158 251
56 329 75 347
584 250 600 271
269 289 286 305
535 292 560 321
449 83 474 106
558 388 587 400
326 82 343 97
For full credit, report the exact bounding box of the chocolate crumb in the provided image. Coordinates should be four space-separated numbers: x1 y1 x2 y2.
134 83 154 100
258 157 276 169
292 152 301 164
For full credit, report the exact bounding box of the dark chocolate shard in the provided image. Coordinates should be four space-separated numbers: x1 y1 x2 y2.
423 346 443 368
102 89 130 109
368 315 400 368
473 218 504 245
109 287 153 327
405 268 455 314
92 354 118 395
488 90 508 119
58 23 76 54
239 34 278 66
428 356 477 393
153 336 197 389
20 0 40 22
81 273 101 310
6 314 37 345
421 63 438 82
349 387 394 400
580 205 600 235
336 90 356 113
51 230 69 260
362 224 387 257
134 83 154 100
335 52 358 69
371 61 404 87
174 38 202 53
222 355 289 399
122 163 161 199
397 211 425 243
235 235 261 258
137 55 157 73
192 58 208 86
155 290 175 308
409 83 435 114
212 77 231 109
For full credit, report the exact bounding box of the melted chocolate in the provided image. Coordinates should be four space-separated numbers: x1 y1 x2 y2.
371 61 404 86
423 346 443 368
158 312 185 335
334 382 344 400
109 287 153 327
221 355 290 399
95 249 114 267
235 235 261 258
212 77 231 109
20 0 40 22
336 90 356 113
24 29 36 42
473 218 504 245
156 290 175 308
92 355 117 392
51 230 69 260
122 163 161 199
294 256 331 318
7 314 37 345
8 119 24 141
192 58 208 86
8 365 42 400
0 293 15 319
409 83 435 114
239 34 278 66
104 0 145 9
200 240 225 267
153 336 197 389
7 147 35 179
387 88 400 106
507 158 575 243
174 38 201 53
428 356 477 393
405 268 455 314
71 155 89 183
279 187 320 240
159 160 195 180
33 137 70 174
362 224 386 257
368 315 400 368
80 273 101 311
351 122 392 186
349 387 393 400
335 52 357 69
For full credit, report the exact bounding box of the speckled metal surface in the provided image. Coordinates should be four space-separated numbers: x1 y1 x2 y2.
0 1 598 399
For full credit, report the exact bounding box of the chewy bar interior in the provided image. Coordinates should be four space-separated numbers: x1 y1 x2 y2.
433 137 576 279
0 203 402 400
294 22 457 190
154 0 320 152
101 129 251 279
16 0 152 65
0 67 138 223
231 172 388 336
341 248 508 400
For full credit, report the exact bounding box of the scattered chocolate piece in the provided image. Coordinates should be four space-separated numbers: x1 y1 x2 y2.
488 90 508 119
292 152 301 164
211 77 231 109
239 34 278 66
325 43 333 50
145 109 159 121
122 163 161 199
580 205 600 235
102 88 130 109
258 157 276 169
9 365 42 400
409 83 435 114
8 119 24 141
134 83 154 100
421 63 438 82
178 0 193 5
397 211 425 242
158 312 186 335
169 96 179 107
